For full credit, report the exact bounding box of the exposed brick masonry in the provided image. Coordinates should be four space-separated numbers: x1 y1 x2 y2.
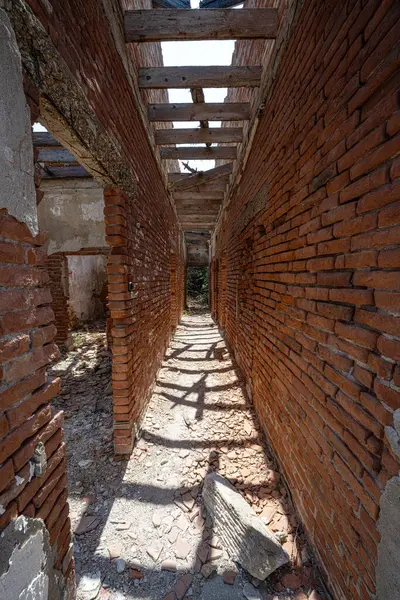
105 189 184 455
0 213 74 586
213 1 400 599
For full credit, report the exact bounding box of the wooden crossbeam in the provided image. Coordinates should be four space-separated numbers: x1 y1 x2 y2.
173 191 224 200
178 209 219 217
33 132 61 147
153 0 190 7
155 128 242 145
161 146 237 160
170 163 233 192
175 198 221 206
139 66 262 89
148 102 251 122
124 9 277 42
37 147 79 165
169 174 228 192
191 88 210 147
200 0 243 7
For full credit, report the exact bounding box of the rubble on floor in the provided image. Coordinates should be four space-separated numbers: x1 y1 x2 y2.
52 315 327 600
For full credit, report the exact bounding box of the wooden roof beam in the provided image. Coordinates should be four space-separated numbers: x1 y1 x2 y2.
124 9 278 42
173 191 224 201
161 147 237 160
139 66 262 89
170 162 233 192
148 102 251 122
155 128 242 145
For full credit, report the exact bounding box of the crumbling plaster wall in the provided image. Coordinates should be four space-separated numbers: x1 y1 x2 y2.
68 255 108 326
0 517 63 600
0 9 37 234
38 179 107 255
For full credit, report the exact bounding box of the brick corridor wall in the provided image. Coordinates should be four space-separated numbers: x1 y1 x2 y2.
104 189 184 455
213 1 400 599
0 214 74 588
15 0 186 452
45 253 70 346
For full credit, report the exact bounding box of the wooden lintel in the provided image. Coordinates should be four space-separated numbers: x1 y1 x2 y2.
155 128 242 145
139 66 262 89
161 146 237 160
148 102 251 122
170 163 233 192
124 9 277 42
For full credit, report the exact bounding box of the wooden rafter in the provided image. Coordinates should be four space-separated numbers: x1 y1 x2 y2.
173 191 224 200
169 163 233 192
139 66 262 89
161 147 237 160
191 88 210 147
155 128 242 145
148 102 251 122
124 9 278 42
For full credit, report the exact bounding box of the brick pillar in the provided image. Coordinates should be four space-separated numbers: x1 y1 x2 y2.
104 188 135 455
170 252 178 330
45 253 70 347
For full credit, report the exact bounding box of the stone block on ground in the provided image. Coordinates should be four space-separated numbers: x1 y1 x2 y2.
202 473 289 580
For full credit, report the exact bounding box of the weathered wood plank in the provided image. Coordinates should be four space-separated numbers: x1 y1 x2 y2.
178 209 220 217
37 147 78 164
153 0 190 7
124 9 277 42
191 88 210 146
173 191 225 200
170 163 232 192
148 102 251 122
40 166 90 179
175 200 221 209
155 127 242 145
139 66 262 89
200 0 243 7
169 174 229 191
32 131 61 147
161 146 237 160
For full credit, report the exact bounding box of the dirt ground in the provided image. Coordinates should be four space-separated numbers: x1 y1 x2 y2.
50 313 327 600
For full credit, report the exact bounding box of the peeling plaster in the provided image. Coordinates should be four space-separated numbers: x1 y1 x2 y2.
0 517 63 600
0 9 37 234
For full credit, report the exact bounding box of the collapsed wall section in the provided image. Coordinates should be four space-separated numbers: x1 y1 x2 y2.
213 1 400 599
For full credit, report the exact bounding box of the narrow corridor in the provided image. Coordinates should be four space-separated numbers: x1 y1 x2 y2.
58 314 325 600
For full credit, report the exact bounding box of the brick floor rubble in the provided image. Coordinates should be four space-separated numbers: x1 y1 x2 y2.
53 314 328 600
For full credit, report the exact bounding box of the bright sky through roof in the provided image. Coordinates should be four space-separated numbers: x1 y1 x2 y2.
162 0 237 173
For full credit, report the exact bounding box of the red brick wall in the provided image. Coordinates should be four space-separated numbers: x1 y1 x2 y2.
213 2 400 598
17 0 186 452
105 189 184 455
45 253 70 346
0 213 74 588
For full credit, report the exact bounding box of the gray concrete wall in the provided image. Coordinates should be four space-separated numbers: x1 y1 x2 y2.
38 179 107 255
68 254 108 326
0 9 37 234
